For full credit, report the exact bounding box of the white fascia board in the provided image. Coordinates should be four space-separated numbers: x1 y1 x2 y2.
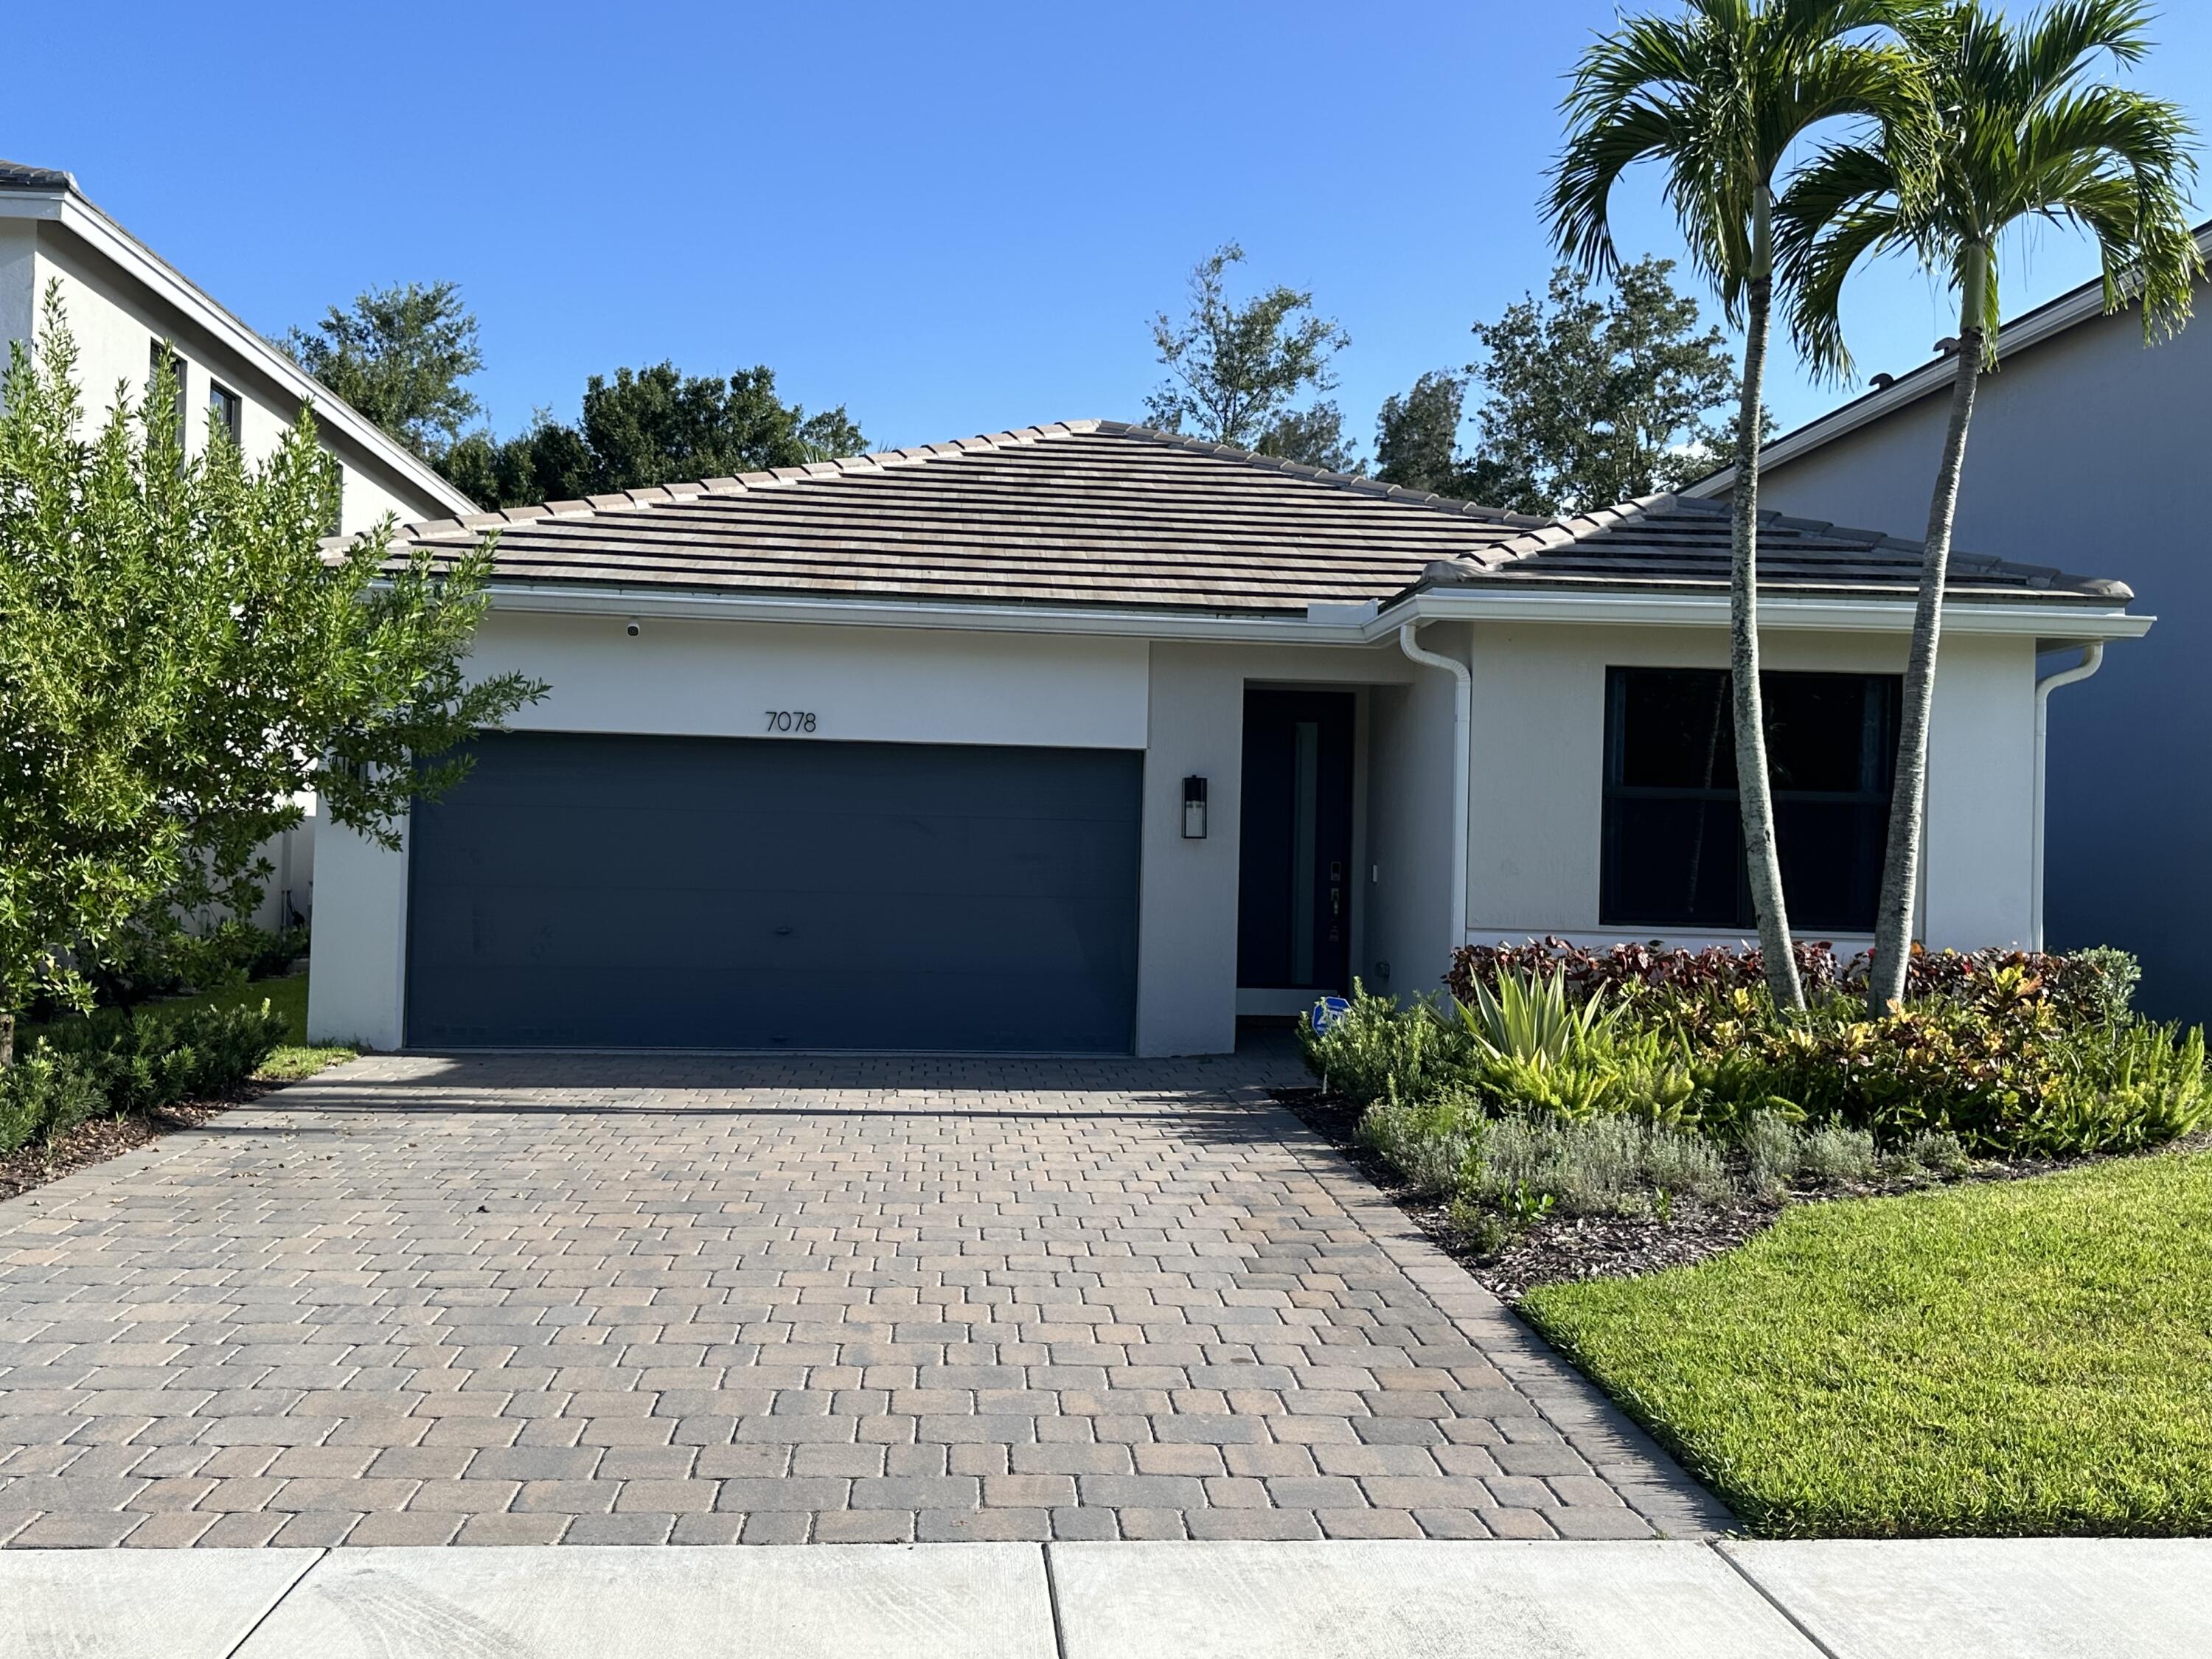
1381 585 2152 641
0 187 476 518
481 582 1385 647
480 578 2150 647
1688 223 2212 497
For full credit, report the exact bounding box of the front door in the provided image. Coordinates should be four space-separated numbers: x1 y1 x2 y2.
1237 689 1355 995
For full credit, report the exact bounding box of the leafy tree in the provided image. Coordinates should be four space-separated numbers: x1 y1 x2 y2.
1778 0 2200 1014
0 289 542 1046
1376 260 1740 512
1469 260 1737 515
1548 0 1930 1011
1147 243 1351 457
442 361 869 509
1257 402 1358 473
282 279 484 464
1374 372 1475 496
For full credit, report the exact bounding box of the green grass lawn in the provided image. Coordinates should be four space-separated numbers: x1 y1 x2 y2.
23 972 355 1082
1522 1152 2212 1538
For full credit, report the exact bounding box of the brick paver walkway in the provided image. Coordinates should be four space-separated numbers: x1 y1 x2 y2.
0 1047 1725 1548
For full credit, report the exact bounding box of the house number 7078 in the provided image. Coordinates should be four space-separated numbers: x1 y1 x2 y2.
765 711 818 733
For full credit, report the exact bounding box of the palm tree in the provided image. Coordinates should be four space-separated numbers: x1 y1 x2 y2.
1548 0 1929 1012
1778 0 2201 1015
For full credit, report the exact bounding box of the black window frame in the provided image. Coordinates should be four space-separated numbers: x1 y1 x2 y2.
1600 666 1902 933
209 380 243 448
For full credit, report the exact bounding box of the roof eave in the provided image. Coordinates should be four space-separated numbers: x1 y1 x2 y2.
0 183 476 520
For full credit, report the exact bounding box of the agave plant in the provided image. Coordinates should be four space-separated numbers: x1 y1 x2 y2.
1445 966 1618 1068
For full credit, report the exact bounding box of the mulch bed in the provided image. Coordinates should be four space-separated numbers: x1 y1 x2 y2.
1272 1085 2128 1303
0 1083 277 1206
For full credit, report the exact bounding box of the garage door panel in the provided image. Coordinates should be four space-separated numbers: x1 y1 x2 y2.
405 731 1141 1051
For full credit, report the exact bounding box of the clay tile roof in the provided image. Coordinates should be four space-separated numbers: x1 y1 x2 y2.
1425 493 2129 604
0 159 74 191
362 422 2129 615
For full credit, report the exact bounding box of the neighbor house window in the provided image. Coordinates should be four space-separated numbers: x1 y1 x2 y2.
1601 667 1901 933
147 340 188 437
209 380 243 448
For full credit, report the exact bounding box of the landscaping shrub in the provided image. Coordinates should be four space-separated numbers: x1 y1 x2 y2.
1357 1083 1486 1196
1308 940 2208 1231
1300 982 1466 1109
0 1002 287 1156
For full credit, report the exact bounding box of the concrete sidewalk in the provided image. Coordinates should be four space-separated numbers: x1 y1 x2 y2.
6 1537 2211 1658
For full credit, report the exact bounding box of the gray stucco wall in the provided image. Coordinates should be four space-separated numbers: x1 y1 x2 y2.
1752 302 2211 1021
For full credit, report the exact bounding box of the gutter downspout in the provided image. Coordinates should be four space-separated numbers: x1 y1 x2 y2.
1399 622 1472 964
2031 641 2104 950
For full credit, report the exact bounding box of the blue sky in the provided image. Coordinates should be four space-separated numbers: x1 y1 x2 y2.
16 1 2211 459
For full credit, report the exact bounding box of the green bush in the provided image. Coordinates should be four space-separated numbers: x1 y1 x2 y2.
1357 1083 1487 1196
1301 983 1469 1109
0 1051 106 1154
1308 947 2209 1225
0 1002 286 1157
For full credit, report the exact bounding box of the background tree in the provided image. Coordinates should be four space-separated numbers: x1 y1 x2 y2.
1374 371 1480 496
282 279 484 465
1779 0 2200 1014
1377 259 1739 513
1548 0 1929 1012
1147 243 1353 464
0 290 542 1048
441 361 869 508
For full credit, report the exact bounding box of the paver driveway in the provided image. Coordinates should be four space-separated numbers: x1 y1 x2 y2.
0 1046 1726 1548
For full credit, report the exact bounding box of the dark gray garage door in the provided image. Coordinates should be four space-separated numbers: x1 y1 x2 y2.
405 731 1142 1051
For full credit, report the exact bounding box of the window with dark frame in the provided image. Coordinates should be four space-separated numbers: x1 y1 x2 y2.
147 339 188 433
209 380 243 448
1601 667 1901 933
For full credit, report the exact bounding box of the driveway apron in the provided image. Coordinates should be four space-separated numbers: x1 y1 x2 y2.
0 1048 1725 1547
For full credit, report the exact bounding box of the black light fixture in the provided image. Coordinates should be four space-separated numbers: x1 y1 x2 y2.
1182 775 1208 839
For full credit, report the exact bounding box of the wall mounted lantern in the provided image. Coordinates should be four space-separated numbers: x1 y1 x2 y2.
1182 776 1208 840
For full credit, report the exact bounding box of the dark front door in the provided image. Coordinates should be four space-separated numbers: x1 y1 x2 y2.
1237 690 1355 993
404 731 1143 1051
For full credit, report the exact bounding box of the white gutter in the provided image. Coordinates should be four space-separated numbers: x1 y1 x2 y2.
2031 641 2105 950
1398 622 1472 952
484 579 2151 647
1383 585 2152 641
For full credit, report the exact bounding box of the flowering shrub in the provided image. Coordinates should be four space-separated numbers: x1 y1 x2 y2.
1447 937 2135 1025
1309 943 2205 1221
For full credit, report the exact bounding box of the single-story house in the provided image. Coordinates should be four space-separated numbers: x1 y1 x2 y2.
305 420 2147 1057
1683 223 2212 1022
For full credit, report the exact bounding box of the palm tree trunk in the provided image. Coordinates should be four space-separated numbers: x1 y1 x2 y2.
1733 187 1804 1012
1867 244 1986 1012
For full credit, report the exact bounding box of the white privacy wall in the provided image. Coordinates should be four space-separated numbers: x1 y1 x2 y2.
1463 620 2039 953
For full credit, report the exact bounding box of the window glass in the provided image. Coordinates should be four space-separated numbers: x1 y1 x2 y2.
1601 667 1900 932
209 382 243 448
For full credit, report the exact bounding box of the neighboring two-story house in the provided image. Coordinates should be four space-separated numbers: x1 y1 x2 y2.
1688 226 2212 1023
0 159 479 932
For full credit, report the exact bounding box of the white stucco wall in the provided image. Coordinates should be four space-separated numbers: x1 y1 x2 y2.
309 611 1158 1048
307 603 2048 1054
1363 631 1464 1006
0 221 32 356
0 215 449 534
467 610 1151 748
1463 620 2037 955
1133 639 1417 1056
